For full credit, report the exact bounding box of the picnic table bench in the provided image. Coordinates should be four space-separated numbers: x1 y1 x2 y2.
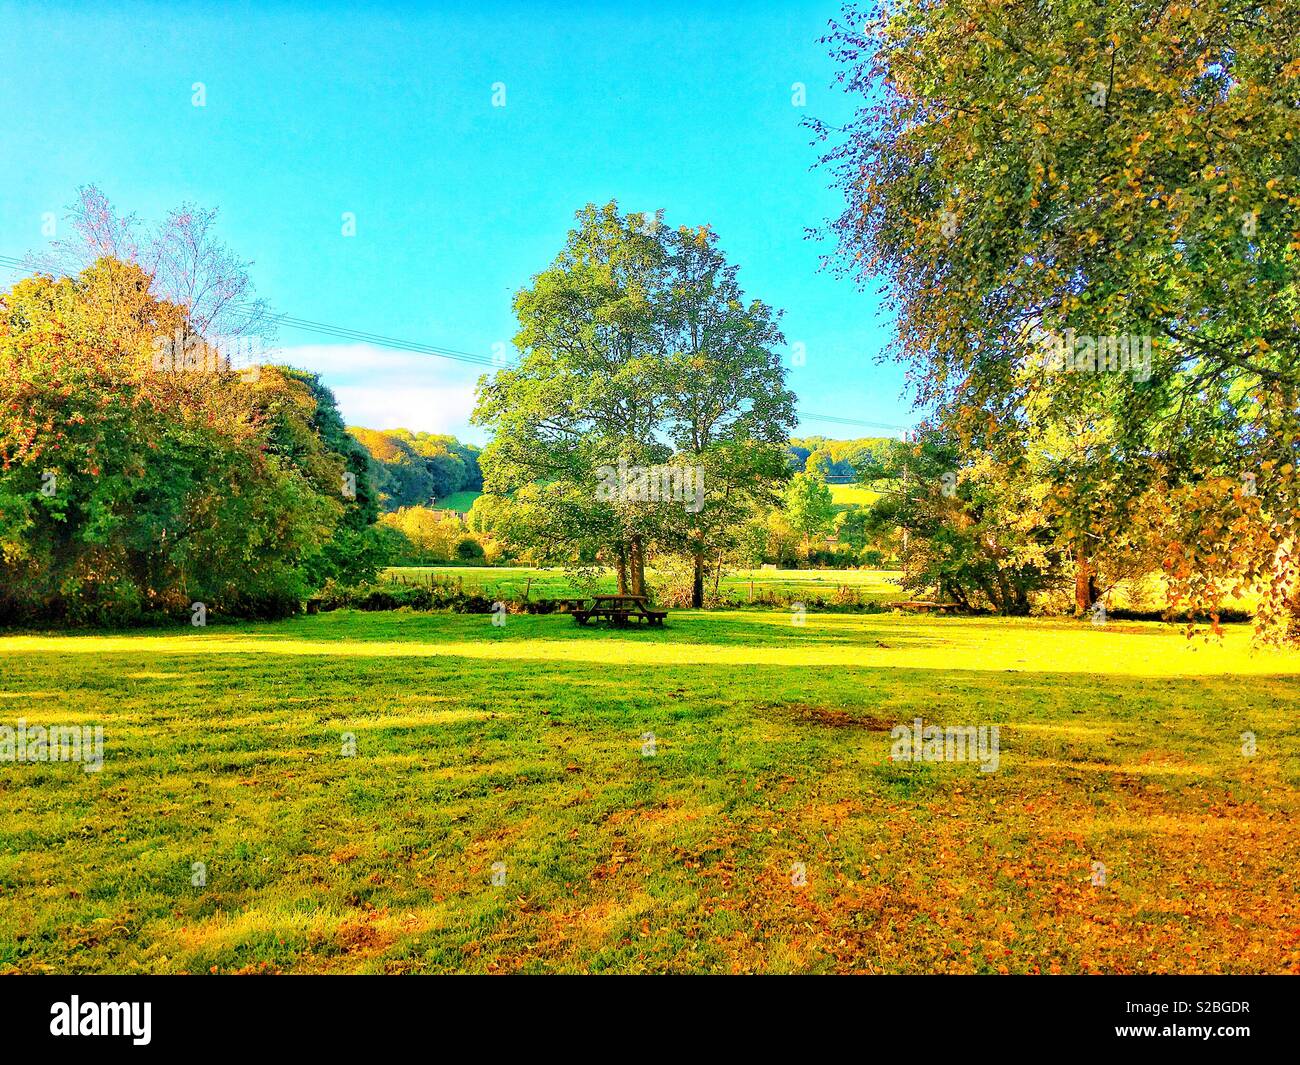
571 594 668 627
895 600 960 614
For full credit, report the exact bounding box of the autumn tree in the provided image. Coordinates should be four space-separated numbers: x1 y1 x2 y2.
857 429 1059 612
815 0 1300 637
0 257 369 623
378 506 464 564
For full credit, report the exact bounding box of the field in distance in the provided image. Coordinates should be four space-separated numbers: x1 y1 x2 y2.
384 565 906 603
435 485 878 514
430 491 482 513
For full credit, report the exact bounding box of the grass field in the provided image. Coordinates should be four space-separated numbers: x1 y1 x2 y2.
432 491 482 513
385 565 905 604
2 609 1298 974
829 482 879 507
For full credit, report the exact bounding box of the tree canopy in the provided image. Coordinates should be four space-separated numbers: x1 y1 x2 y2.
0 257 378 623
815 0 1300 637
474 202 797 602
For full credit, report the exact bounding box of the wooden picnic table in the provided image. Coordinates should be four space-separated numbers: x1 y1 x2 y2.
572 594 668 627
895 600 960 614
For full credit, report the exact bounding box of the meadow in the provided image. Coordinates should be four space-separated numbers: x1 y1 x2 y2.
2 607 1297 974
828 482 880 507
385 565 906 605
432 491 483 514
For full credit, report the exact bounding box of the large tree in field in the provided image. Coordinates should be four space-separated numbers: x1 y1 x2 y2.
474 203 668 595
815 0 1300 637
656 224 797 605
474 202 796 601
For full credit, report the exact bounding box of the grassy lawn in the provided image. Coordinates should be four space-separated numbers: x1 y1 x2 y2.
385 565 906 604
1 610 1298 974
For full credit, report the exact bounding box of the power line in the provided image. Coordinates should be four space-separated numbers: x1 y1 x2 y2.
0 253 498 368
0 252 911 432
234 308 498 367
797 412 908 432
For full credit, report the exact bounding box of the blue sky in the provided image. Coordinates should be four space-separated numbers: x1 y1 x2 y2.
0 0 910 443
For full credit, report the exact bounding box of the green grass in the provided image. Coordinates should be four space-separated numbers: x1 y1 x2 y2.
384 565 905 604
829 482 879 507
433 491 481 512
2 609 1298 974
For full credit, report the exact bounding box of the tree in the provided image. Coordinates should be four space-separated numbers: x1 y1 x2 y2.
288 370 386 589
475 202 666 595
0 257 364 623
858 429 1058 612
834 506 870 550
783 472 836 556
378 506 463 564
37 185 272 345
474 202 796 602
815 0 1300 638
806 448 837 480
655 221 797 604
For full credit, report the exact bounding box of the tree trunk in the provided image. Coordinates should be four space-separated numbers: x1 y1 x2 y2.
692 550 705 608
616 543 628 595
1074 548 1097 615
993 569 1012 614
1012 583 1031 616
629 535 646 597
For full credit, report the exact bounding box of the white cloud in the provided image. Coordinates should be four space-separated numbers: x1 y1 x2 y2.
265 343 489 439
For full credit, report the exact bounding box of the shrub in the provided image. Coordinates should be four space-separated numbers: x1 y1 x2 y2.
455 537 485 561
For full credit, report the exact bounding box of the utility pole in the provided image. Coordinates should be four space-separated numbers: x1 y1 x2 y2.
901 429 911 559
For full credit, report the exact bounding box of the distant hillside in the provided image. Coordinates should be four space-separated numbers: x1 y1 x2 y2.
349 432 888 516
788 436 895 482
348 427 482 512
